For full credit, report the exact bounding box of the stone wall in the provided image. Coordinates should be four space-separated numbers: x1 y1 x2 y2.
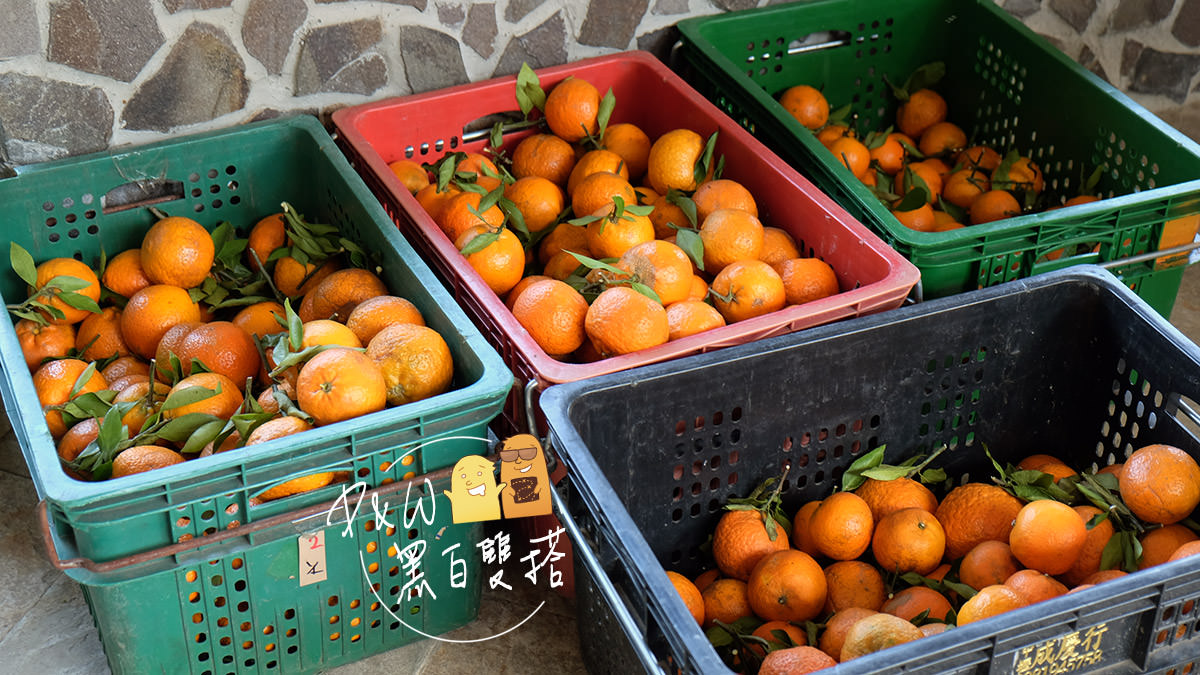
1 0 1198 168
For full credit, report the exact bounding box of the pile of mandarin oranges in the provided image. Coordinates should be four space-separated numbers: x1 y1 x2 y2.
779 64 1100 235
665 442 1200 674
14 205 453 501
386 70 842 361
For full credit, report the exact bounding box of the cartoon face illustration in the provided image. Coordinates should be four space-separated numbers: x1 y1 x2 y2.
443 455 505 524
499 434 553 519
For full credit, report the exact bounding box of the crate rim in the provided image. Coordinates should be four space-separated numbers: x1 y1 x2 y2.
331 49 921 388
673 0 1200 250
543 265 1200 674
1 114 513 512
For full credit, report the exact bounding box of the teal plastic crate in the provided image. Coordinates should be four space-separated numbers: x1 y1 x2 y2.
0 115 512 566
70 477 482 674
675 0 1200 317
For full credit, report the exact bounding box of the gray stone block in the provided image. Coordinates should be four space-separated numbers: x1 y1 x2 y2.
48 0 164 83
243 0 306 76
1001 0 1042 19
1048 0 1096 33
316 0 425 6
1109 0 1173 32
438 3 465 26
1174 0 1200 47
0 73 112 165
398 25 469 93
652 0 689 15
579 0 650 48
713 0 758 9
295 19 387 96
164 0 232 11
1121 39 1144 78
121 23 248 132
1129 47 1200 103
0 1 40 58
505 0 545 23
464 3 498 58
494 12 567 77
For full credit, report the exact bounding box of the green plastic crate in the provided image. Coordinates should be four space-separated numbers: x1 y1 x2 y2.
675 0 1200 317
75 481 481 674
0 115 512 566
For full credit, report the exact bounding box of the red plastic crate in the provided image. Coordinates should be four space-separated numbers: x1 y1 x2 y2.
332 50 919 435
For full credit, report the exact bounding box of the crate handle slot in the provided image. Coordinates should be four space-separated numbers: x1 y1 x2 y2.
783 30 852 57
551 485 662 672
36 457 468 573
460 112 540 145
101 178 185 214
1179 397 1200 430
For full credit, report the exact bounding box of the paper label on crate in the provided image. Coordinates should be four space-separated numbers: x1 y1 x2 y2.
299 529 328 586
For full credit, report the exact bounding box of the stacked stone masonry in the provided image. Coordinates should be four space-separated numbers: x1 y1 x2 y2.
0 0 1197 165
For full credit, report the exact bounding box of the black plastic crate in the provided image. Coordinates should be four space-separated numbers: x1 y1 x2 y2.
542 266 1200 674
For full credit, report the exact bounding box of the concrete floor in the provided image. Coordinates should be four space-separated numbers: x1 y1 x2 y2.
0 263 1197 674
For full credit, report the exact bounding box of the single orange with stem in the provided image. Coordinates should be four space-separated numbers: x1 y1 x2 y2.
163 371 243 421
711 507 791 582
709 260 786 324
511 279 590 357
699 208 765 274
970 189 1022 225
956 584 1027 625
692 179 758 223
779 84 829 130
615 239 694 307
808 490 874 561
935 482 1024 560
101 248 153 298
854 476 939 524
140 216 215 289
828 136 871 179
701 577 753 629
776 257 839 306
33 358 108 439
584 206 655 260
880 585 953 623
571 171 637 219
665 570 705 626
647 128 711 195
366 323 454 406
32 257 102 325
296 348 387 426
665 300 726 342
584 287 670 358
511 133 577 187
456 226 527 296
504 176 565 233
602 122 652 182
896 88 947 139
120 284 202 360
959 540 1022 591
544 76 601 143
747 549 827 622
872 507 946 576
16 319 76 372
1009 499 1087 575
1120 443 1200 525
822 559 886 614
